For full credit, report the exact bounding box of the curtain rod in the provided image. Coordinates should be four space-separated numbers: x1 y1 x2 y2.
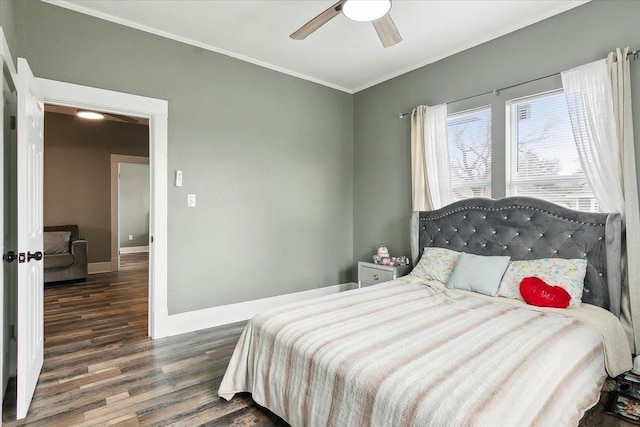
399 48 639 119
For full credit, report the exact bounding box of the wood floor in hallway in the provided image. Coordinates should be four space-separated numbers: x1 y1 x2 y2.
2 261 286 426
119 252 149 272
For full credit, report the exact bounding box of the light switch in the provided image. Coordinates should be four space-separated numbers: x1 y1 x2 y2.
187 194 196 207
175 170 183 187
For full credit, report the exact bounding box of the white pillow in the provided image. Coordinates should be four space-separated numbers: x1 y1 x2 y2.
409 247 462 283
447 253 511 296
497 258 588 307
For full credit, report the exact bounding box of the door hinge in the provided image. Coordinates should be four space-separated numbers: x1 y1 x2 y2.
10 325 15 340
150 236 154 243
11 116 16 130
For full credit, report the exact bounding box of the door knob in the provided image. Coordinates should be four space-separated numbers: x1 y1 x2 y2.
3 251 17 263
27 251 43 262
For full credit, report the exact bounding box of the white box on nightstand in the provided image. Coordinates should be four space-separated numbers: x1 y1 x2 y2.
357 261 411 288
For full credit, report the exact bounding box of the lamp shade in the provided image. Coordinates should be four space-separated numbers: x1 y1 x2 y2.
342 0 391 22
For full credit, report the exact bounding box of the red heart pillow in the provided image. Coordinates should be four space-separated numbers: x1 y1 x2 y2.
519 276 571 308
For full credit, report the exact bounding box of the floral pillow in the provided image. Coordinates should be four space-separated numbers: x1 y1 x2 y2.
409 247 462 284
497 258 588 307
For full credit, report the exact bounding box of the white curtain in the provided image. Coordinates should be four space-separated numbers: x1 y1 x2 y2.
561 49 640 351
610 48 640 352
410 104 450 211
561 60 624 214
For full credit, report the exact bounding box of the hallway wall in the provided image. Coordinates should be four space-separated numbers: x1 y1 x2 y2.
44 112 149 264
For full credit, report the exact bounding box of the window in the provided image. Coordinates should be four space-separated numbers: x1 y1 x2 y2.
506 91 597 212
446 107 492 202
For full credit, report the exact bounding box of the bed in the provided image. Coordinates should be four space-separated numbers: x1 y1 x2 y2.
219 197 632 426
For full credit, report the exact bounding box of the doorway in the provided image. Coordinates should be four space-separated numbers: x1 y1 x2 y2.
37 77 169 340
44 106 150 275
3 66 168 420
110 155 150 272
43 106 150 330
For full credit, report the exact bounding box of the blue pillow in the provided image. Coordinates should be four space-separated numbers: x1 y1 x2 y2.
447 253 511 296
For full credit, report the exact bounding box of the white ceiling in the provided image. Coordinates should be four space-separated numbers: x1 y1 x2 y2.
44 0 588 93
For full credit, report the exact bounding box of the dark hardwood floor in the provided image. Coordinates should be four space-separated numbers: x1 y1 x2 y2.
119 252 149 272
2 259 286 426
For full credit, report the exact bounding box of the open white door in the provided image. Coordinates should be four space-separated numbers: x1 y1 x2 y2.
0 33 6 425
15 58 44 420
0 57 4 427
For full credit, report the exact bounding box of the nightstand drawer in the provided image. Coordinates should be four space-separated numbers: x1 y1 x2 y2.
360 266 394 285
358 261 412 288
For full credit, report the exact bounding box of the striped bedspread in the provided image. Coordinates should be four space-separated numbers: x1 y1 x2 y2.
219 278 630 427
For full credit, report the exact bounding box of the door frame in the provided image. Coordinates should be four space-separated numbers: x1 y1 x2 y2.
1 26 17 423
110 155 149 272
37 78 169 339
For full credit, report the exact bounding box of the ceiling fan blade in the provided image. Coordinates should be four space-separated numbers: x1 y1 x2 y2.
290 1 343 40
104 112 139 124
372 14 402 48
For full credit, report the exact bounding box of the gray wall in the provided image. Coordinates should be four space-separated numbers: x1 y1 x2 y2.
119 163 150 248
16 0 635 317
44 112 149 263
15 1 353 314
0 0 15 62
353 0 640 270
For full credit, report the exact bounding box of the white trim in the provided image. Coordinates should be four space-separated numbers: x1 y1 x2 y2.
119 246 149 254
110 154 149 272
41 0 351 94
37 77 169 339
88 262 112 274
37 79 167 116
0 27 17 89
167 282 358 336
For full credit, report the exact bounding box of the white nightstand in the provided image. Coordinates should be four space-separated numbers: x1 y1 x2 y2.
358 261 412 288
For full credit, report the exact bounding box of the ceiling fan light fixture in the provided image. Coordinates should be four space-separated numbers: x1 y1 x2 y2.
77 110 104 120
342 0 391 22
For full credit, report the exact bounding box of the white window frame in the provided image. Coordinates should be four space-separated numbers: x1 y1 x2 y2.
505 89 595 211
446 105 492 201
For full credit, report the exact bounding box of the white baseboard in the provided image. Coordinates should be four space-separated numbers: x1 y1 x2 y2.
166 282 358 336
88 262 113 274
119 246 149 254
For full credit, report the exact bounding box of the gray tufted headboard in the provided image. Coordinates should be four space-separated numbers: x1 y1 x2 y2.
410 197 622 316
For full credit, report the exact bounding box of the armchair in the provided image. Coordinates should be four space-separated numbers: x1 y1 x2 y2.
44 225 88 283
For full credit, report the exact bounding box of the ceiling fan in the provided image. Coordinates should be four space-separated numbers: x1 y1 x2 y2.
290 0 402 48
